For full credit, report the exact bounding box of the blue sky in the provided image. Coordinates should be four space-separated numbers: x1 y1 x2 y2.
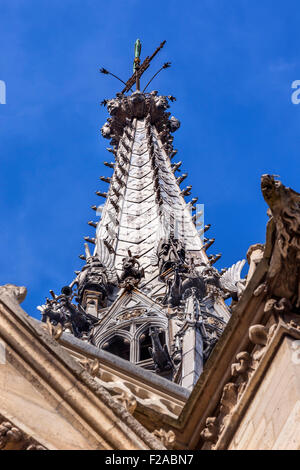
0 0 299 319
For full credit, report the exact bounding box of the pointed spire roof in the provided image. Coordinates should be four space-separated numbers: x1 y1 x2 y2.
39 42 239 390
92 91 210 296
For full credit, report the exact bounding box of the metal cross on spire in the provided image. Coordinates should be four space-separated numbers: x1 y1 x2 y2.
122 39 166 93
100 39 169 95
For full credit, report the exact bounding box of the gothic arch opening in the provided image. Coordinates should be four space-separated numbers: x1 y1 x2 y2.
102 335 130 361
139 329 152 361
138 328 166 362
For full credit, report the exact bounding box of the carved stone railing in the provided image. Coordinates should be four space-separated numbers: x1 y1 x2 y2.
58 330 189 420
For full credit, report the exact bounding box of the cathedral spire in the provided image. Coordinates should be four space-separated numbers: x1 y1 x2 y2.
39 42 247 390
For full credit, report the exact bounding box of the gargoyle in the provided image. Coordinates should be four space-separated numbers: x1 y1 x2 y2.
61 296 99 339
162 265 182 307
153 94 169 111
168 116 181 133
101 121 112 138
162 259 206 307
0 284 27 304
199 260 246 302
106 98 121 116
181 258 206 300
70 241 117 307
38 290 98 339
118 249 144 288
152 234 186 277
148 327 173 373
38 297 69 327
261 174 300 308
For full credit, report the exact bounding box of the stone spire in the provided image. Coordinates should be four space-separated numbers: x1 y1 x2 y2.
39 42 247 391
95 91 208 295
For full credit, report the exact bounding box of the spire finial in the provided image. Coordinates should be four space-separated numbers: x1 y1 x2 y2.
121 40 167 94
133 39 142 72
134 38 142 90
100 40 168 94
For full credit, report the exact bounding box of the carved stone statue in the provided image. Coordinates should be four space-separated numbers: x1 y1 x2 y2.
162 259 206 307
60 296 99 339
100 92 179 153
0 284 27 304
39 297 69 327
70 241 117 307
106 98 121 116
162 265 183 307
168 116 180 133
181 259 206 300
71 257 110 306
118 250 145 289
148 328 173 373
153 95 169 111
261 174 300 308
101 121 112 138
39 290 98 339
199 261 246 302
153 234 186 277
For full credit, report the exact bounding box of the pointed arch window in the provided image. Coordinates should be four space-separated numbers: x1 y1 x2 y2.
139 329 152 361
138 327 166 362
99 317 168 367
102 335 130 361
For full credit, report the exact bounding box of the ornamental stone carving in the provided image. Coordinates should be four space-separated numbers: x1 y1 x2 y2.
39 291 99 340
0 284 27 304
148 327 174 373
118 250 145 289
153 234 186 278
101 92 180 154
0 418 46 450
200 417 218 444
113 392 137 415
152 428 175 449
79 358 100 377
261 174 300 308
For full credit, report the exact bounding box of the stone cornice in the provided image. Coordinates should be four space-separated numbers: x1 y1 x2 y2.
0 289 165 450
